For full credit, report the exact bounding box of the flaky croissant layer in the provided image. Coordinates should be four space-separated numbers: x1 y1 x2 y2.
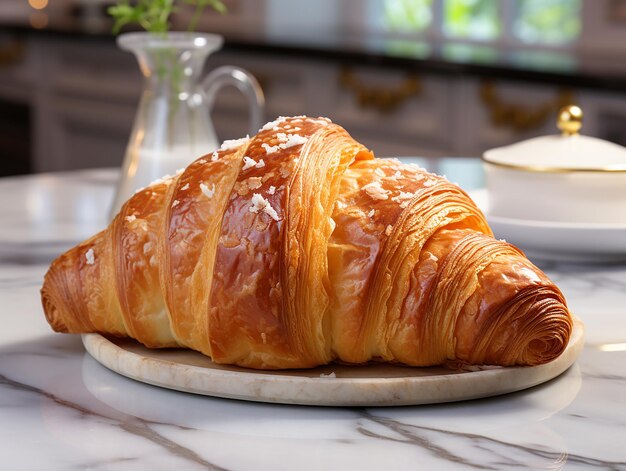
41 116 572 369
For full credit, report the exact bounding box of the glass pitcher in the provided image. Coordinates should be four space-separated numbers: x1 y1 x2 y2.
110 32 265 218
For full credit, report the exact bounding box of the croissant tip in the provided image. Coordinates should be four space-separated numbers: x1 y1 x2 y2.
41 275 70 334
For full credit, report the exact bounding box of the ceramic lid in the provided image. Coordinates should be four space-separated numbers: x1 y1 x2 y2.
483 105 626 172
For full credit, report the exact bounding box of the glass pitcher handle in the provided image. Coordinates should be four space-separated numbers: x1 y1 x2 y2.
202 65 265 136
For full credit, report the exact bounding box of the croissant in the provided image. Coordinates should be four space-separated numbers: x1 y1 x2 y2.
41 116 572 369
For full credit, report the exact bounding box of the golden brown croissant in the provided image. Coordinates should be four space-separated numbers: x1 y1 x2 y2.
41 116 572 369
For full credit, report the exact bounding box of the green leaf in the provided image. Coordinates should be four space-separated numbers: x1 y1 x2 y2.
108 0 227 34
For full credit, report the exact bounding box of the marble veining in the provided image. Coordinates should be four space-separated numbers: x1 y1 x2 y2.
1 166 626 470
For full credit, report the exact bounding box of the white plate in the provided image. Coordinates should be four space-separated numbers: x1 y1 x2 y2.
82 318 583 407
470 189 626 263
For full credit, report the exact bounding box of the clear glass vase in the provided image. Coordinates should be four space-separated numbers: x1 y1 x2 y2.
110 32 265 218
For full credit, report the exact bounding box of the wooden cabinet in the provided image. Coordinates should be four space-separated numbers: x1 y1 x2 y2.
0 34 624 174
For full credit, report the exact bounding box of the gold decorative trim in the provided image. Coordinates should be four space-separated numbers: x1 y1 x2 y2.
339 68 422 113
480 81 576 133
482 156 626 173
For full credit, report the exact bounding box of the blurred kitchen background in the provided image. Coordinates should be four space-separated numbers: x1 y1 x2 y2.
0 0 625 177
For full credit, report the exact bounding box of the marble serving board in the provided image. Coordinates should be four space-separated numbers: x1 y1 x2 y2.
82 317 583 407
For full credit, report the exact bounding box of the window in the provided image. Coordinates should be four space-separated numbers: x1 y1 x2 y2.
443 0 500 41
375 0 583 48
513 0 582 45
383 0 433 33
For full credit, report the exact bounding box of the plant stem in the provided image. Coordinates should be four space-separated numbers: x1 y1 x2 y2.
188 2 205 32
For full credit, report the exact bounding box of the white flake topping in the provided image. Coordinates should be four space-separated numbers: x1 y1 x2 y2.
221 136 250 151
172 199 180 208
385 225 393 236
374 168 386 177
368 209 375 218
261 133 308 154
200 182 215 198
362 181 390 200
249 193 280 221
424 179 437 187
262 143 280 154
392 191 415 203
220 135 250 151
181 183 190 191
283 134 308 148
242 156 258 171
393 170 402 179
260 116 288 132
125 215 136 222
392 190 415 209
211 151 219 162
256 159 265 168
85 248 95 265
268 185 276 195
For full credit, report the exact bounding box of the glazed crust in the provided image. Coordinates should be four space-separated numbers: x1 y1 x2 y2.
41 117 572 369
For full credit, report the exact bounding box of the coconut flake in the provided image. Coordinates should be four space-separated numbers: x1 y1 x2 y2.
211 151 219 162
220 136 249 151
242 156 258 171
172 199 180 208
256 159 265 169
262 143 281 154
393 170 402 179
261 133 308 155
85 248 95 265
268 185 276 195
181 183 190 191
392 191 415 204
249 193 280 221
260 117 288 132
374 168 386 177
424 179 437 187
125 215 136 223
263 204 280 221
385 225 393 236
368 209 375 218
283 134 308 149
200 182 215 198
362 181 389 200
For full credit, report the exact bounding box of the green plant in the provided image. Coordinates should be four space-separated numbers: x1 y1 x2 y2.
108 0 227 35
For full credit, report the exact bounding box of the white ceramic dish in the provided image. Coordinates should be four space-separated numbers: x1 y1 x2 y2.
82 318 583 407
482 106 626 224
471 189 626 263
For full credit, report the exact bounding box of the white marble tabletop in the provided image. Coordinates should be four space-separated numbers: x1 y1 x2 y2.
1 166 625 471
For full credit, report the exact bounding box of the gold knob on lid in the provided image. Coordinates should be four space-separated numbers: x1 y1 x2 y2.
557 105 583 136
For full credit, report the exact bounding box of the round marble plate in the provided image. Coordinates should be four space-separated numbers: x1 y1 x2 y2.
82 317 584 407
